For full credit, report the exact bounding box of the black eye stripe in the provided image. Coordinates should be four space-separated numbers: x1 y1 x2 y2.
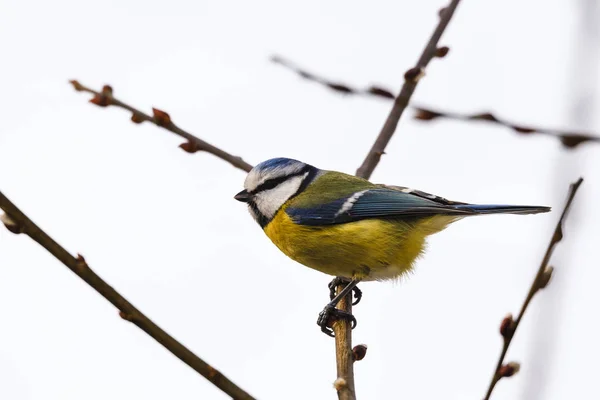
250 166 310 194
253 175 289 193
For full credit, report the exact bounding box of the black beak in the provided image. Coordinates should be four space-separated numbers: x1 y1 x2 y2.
234 189 251 203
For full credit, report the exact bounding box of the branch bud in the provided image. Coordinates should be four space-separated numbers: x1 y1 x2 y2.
413 108 441 121
513 125 535 134
435 46 450 58
470 112 498 122
404 67 426 82
326 83 354 94
498 361 520 378
90 93 110 107
537 266 554 290
352 344 368 361
131 112 145 124
367 86 395 99
179 141 201 153
333 378 347 391
1 212 24 234
101 85 113 96
561 135 591 149
499 313 515 338
152 108 172 126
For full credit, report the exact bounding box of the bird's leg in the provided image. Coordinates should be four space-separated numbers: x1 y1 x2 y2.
317 279 361 337
328 277 362 306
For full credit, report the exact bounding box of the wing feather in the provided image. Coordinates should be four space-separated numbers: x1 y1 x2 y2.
286 188 470 226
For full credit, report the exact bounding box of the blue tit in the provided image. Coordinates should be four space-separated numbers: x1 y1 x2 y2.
234 157 550 335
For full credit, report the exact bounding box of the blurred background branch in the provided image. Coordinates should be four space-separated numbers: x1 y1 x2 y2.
0 191 256 400
270 59 600 150
484 178 583 400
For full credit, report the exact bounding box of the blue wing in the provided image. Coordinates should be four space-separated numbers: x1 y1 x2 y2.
286 188 470 226
286 188 550 226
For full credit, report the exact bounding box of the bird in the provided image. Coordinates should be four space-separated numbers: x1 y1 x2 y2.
234 157 550 336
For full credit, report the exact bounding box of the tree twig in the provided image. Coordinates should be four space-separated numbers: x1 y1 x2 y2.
69 81 253 173
412 106 599 149
332 290 356 400
328 2 463 399
0 191 256 400
357 0 462 179
483 177 584 400
272 57 599 151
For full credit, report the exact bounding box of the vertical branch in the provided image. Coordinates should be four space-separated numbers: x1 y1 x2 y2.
331 1 463 398
356 0 462 180
333 292 356 400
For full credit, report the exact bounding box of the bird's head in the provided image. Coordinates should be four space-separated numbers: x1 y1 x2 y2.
234 157 319 227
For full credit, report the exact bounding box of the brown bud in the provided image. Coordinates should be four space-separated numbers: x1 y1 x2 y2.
561 135 591 149
89 94 110 107
179 141 200 154
367 86 395 99
152 108 172 126
414 108 441 121
470 112 498 122
498 361 520 378
537 266 554 290
513 125 536 134
435 46 450 58
499 313 515 338
438 7 447 18
404 67 425 82
101 85 113 96
119 311 134 321
326 83 353 94
69 80 84 91
131 112 145 124
1 213 24 234
333 378 347 391
75 254 88 271
352 344 368 361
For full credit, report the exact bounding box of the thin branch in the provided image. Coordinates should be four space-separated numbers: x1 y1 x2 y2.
0 191 256 400
328 2 463 399
413 106 600 149
332 291 356 400
272 59 600 151
69 81 253 173
357 0 462 179
483 177 584 400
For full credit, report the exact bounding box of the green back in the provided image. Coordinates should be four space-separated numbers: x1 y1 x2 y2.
290 171 379 208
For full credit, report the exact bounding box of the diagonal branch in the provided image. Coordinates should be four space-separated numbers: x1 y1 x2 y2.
69 81 253 173
272 58 600 151
0 191 256 400
355 0 462 179
483 177 584 400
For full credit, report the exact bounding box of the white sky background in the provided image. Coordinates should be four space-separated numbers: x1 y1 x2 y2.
1 0 599 399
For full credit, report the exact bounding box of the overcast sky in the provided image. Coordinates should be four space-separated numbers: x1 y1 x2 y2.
1 1 599 399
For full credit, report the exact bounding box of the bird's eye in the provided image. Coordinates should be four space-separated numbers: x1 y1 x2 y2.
253 176 289 193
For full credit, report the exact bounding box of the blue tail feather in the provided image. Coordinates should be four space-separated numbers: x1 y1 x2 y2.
454 204 551 215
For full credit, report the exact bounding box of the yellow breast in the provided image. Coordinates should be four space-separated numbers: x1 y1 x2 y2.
263 205 460 281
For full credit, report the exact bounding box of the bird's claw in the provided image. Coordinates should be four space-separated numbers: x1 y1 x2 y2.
316 305 357 337
328 277 362 306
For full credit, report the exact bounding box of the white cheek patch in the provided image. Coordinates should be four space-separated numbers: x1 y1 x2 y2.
253 174 307 219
